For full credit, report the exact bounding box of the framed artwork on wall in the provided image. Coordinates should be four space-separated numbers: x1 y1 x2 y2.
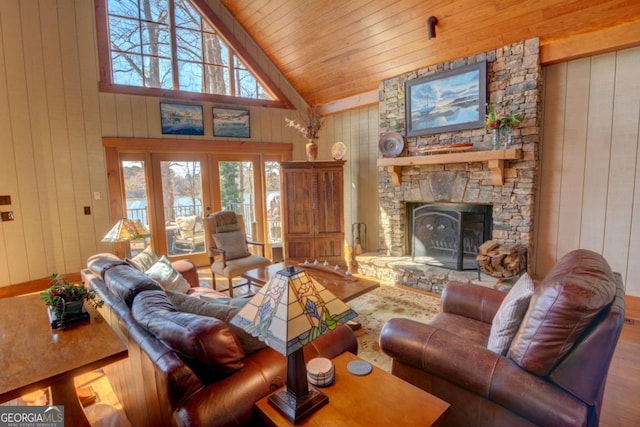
160 103 204 135
405 61 486 137
213 107 250 138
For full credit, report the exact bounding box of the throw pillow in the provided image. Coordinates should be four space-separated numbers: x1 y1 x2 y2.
487 272 535 355
212 230 251 260
166 290 266 354
126 246 159 272
145 256 190 294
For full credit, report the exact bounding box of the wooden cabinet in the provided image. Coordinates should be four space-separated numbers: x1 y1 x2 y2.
281 160 345 265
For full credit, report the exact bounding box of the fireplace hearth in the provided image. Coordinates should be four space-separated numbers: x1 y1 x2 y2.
408 203 492 270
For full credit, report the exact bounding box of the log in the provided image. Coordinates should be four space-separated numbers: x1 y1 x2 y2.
476 240 525 278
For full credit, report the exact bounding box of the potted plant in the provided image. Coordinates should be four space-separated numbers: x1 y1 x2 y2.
40 273 104 329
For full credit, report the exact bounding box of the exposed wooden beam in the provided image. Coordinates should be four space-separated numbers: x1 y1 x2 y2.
318 90 378 115
540 20 640 64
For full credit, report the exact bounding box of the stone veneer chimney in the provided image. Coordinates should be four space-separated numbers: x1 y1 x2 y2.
377 39 543 263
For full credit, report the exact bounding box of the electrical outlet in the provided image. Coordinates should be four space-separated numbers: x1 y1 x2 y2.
1 211 14 221
84 206 91 215
0 195 10 205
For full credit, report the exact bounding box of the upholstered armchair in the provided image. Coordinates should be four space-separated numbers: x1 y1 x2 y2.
204 211 271 297
380 249 625 427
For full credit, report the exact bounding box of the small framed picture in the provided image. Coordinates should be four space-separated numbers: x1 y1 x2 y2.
213 107 250 138
160 103 204 135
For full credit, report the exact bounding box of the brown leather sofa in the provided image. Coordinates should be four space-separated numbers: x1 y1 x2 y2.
380 249 625 427
83 254 358 427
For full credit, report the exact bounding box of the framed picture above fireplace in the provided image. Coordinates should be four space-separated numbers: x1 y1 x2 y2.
405 61 486 137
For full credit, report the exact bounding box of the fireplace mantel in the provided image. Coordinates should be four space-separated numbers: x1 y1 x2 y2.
377 148 522 186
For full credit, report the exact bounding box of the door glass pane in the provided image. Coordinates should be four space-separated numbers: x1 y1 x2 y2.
265 161 282 244
161 160 205 256
219 161 254 239
122 160 150 256
265 160 282 262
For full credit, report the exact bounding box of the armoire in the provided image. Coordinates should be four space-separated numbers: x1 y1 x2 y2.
280 160 345 265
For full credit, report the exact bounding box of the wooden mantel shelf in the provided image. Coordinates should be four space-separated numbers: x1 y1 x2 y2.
377 148 522 186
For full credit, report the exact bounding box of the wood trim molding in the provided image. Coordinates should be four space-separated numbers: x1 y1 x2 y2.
318 90 378 115
102 137 293 154
540 20 640 65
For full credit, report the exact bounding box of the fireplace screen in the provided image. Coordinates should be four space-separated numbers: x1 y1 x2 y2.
410 203 492 270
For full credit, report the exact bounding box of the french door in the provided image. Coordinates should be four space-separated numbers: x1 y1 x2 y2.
109 139 289 267
151 153 212 266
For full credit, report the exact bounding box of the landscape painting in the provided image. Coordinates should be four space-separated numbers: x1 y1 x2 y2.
160 103 204 135
406 61 486 136
213 107 250 138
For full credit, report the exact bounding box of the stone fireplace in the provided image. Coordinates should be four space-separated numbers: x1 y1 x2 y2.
363 38 542 292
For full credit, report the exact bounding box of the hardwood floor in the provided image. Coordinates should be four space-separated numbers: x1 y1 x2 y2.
2 274 639 426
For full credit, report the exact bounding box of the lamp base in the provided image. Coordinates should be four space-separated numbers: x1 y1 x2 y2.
268 385 328 424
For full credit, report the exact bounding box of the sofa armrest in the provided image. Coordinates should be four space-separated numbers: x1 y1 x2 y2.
380 318 588 426
441 281 505 323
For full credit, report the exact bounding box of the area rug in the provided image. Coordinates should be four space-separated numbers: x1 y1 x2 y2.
347 284 441 372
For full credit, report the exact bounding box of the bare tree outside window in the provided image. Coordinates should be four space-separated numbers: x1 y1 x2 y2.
105 0 270 99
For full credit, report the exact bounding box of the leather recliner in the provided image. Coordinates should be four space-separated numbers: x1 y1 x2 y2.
380 249 625 427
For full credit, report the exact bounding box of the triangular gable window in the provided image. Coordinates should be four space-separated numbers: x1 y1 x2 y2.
96 0 291 108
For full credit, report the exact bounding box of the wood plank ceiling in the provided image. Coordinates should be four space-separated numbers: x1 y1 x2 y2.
219 0 640 106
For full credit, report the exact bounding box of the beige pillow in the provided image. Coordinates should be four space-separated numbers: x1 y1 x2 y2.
212 230 251 260
126 246 159 272
145 256 190 294
487 273 535 355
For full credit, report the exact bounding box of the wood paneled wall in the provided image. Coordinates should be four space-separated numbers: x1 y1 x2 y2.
320 106 380 253
0 0 308 287
535 46 640 295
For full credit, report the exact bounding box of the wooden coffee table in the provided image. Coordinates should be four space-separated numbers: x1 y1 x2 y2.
255 351 450 426
0 293 128 427
242 261 379 302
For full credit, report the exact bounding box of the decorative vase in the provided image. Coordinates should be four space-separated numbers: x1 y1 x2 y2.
306 140 318 161
500 126 513 148
491 128 499 150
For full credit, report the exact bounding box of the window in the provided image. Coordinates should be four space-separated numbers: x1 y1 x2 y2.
96 0 291 108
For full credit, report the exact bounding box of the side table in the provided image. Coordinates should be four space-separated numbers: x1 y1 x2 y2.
0 293 128 427
255 352 449 426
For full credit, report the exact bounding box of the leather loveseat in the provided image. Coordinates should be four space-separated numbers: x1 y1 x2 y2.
380 249 625 427
82 254 358 427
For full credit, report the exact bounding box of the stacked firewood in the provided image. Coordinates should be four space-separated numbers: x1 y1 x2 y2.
476 240 526 278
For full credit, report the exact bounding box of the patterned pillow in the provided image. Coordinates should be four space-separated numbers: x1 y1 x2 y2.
487 273 535 355
145 256 190 294
126 246 159 272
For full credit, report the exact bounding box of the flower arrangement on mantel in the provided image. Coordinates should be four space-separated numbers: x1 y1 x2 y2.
484 101 523 130
285 106 325 141
40 273 103 329
485 101 523 150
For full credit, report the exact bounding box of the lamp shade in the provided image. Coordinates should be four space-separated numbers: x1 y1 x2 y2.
102 218 151 243
231 266 357 356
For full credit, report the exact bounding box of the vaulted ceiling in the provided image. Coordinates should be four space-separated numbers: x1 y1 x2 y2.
220 0 640 107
